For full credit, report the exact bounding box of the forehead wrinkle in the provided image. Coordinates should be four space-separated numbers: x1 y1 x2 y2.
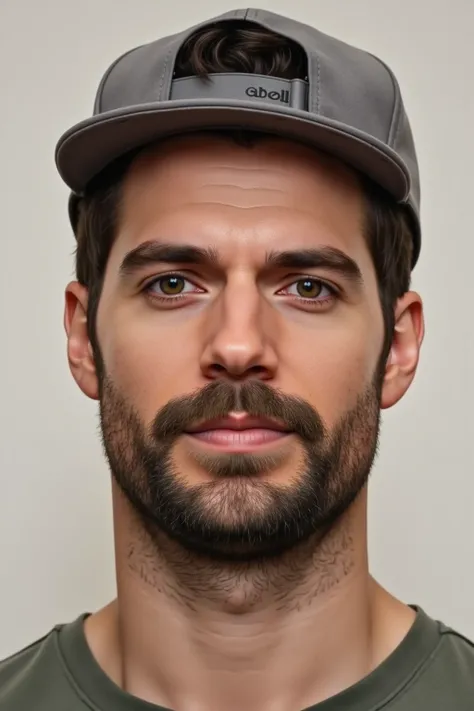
202 184 287 192
203 165 291 175
152 203 349 229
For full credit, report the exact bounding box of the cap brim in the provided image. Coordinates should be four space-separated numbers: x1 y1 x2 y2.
56 99 410 197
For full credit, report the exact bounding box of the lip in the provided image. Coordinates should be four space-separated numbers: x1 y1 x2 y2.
185 413 290 434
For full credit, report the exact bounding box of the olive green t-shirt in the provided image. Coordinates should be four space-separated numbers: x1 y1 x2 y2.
1 607 473 710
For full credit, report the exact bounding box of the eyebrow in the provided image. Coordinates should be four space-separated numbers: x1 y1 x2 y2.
264 247 363 285
119 241 363 286
119 242 220 278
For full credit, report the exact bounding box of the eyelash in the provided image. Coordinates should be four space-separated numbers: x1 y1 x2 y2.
143 274 203 305
143 273 338 308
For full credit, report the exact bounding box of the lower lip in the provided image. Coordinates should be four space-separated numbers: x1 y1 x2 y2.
186 429 290 452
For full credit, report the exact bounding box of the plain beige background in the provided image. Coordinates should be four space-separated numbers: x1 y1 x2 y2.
1 0 473 658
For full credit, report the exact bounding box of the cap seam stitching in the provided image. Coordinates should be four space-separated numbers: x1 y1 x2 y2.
386 64 402 148
389 73 403 150
96 46 143 114
317 54 321 113
310 54 321 114
392 107 403 152
158 48 174 101
369 53 402 149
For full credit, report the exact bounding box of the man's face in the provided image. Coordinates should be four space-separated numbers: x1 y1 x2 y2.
84 135 392 561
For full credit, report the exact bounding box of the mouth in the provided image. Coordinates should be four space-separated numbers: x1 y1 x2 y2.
184 413 292 452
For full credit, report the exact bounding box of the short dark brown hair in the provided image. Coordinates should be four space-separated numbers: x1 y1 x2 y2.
74 21 413 367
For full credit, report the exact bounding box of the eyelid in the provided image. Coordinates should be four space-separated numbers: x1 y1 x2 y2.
143 271 203 291
277 275 339 296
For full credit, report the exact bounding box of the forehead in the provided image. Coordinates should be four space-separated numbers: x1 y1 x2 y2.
110 134 371 268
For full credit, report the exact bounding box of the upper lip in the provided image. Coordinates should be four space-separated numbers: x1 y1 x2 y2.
185 414 290 434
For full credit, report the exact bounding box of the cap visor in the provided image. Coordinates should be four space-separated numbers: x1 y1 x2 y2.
56 100 410 202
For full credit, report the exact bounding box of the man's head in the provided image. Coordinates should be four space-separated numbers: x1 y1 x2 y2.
62 18 423 562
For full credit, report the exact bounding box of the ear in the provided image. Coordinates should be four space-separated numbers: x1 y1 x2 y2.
380 291 424 410
64 281 100 400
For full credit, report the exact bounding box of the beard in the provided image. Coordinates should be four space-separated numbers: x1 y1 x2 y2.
99 372 383 563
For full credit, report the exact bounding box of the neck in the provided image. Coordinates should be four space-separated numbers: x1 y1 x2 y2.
85 485 414 711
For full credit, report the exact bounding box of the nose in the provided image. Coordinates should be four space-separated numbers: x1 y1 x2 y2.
200 277 278 382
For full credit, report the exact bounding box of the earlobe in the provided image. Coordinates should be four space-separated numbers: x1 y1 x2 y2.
380 292 424 410
64 281 100 401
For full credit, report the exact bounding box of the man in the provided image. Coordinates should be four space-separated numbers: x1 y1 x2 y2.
1 7 473 711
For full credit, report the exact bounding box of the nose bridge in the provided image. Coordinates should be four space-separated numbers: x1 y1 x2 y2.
202 268 277 377
219 269 264 349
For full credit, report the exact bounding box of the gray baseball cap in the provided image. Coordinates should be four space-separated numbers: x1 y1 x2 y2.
55 7 421 265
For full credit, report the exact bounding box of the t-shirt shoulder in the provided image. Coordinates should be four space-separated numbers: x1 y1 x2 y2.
438 620 474 667
0 627 76 710
0 631 50 687
441 621 474 645
404 620 474 709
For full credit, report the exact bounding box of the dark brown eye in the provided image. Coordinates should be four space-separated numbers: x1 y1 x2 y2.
156 276 186 295
295 279 323 298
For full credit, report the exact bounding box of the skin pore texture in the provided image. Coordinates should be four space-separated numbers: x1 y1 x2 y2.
64 135 424 711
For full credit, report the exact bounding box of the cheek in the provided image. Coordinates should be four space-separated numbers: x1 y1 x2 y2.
281 311 382 429
97 301 201 422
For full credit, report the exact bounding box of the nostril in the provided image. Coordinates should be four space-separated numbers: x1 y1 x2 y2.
207 363 270 380
210 363 227 374
248 365 268 377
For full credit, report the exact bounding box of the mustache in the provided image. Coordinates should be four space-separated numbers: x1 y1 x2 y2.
151 380 325 443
